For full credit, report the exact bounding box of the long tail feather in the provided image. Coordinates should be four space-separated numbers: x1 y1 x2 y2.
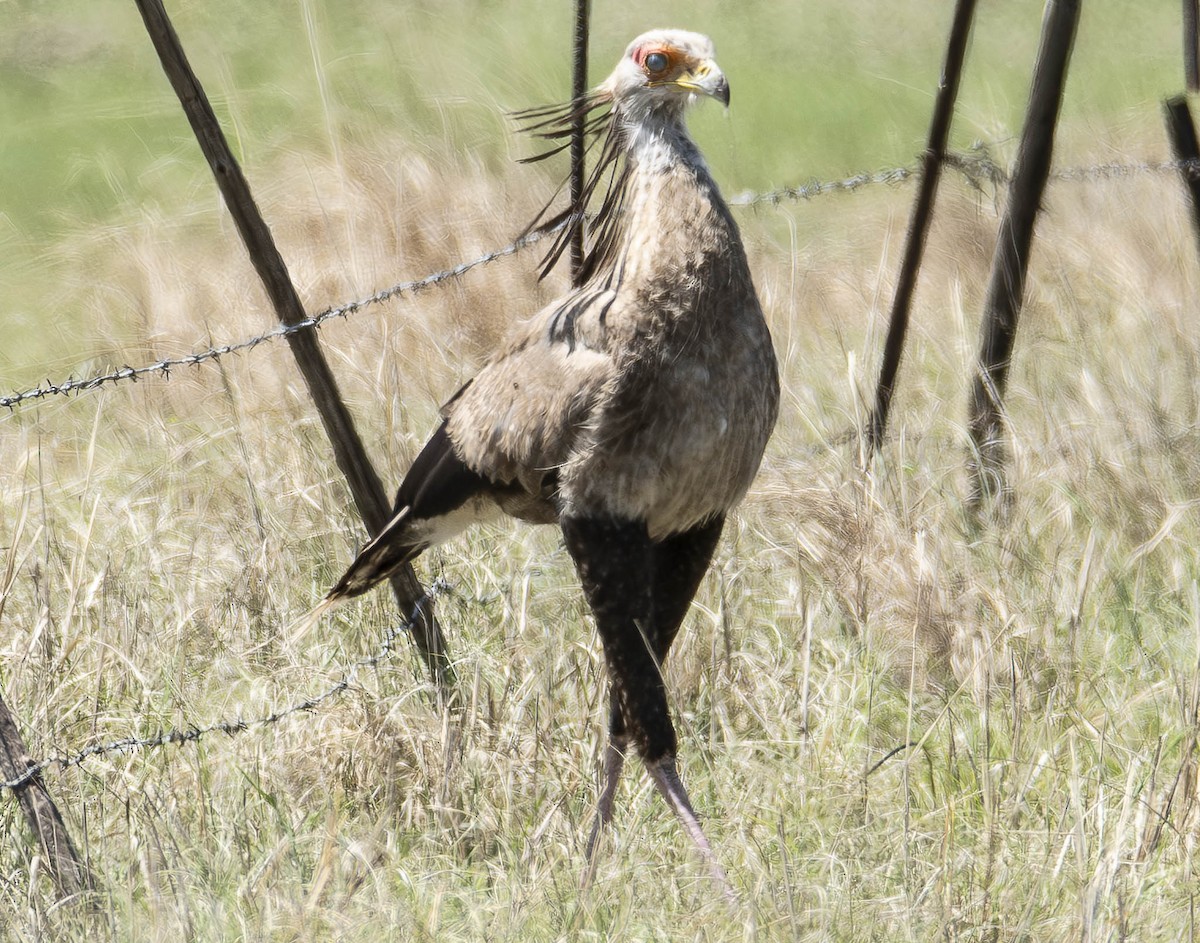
325 506 418 603
287 594 349 645
288 506 419 642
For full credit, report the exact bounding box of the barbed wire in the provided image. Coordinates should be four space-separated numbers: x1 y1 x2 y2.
0 580 448 792
0 224 564 411
729 164 924 206
731 150 1200 206
3 149 1199 415
1053 157 1200 182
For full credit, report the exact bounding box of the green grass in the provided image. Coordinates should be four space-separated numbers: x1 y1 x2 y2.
0 0 1184 386
4 1 1200 940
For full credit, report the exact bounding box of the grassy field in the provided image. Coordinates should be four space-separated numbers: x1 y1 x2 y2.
4 1 1200 940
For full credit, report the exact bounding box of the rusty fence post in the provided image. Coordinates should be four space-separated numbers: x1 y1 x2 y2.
570 0 591 286
0 691 92 900
132 0 454 693
865 0 978 458
1165 97 1200 257
1186 0 1200 91
967 0 1080 513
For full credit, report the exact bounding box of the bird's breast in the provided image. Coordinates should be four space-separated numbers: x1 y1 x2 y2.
560 284 779 537
519 145 780 534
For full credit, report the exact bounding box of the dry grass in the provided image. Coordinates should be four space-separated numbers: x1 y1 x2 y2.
4 71 1200 943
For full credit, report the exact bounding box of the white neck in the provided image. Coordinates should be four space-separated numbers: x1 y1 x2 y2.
615 98 705 171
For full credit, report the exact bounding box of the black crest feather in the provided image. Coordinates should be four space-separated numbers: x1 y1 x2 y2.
512 92 632 284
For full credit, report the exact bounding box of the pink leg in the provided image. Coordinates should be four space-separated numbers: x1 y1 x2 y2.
585 735 628 862
581 736 627 891
646 756 736 902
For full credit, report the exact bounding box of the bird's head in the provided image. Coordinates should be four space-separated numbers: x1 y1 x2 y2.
600 29 729 118
513 29 730 280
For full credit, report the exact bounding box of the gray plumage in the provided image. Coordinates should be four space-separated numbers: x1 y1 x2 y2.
314 29 779 894
448 150 777 537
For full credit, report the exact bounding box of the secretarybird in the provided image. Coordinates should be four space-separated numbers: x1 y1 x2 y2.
311 29 779 889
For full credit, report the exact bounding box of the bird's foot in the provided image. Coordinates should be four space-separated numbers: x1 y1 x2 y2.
585 736 628 862
581 736 628 891
646 755 737 904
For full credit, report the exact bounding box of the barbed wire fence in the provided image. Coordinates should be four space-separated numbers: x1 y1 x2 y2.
0 582 446 793
3 148 1197 416
0 230 560 411
1 144 1197 795
6 0 1200 906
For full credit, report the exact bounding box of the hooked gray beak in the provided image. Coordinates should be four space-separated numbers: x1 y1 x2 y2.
682 61 730 107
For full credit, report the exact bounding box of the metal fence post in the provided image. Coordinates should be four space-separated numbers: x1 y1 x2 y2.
132 0 454 693
967 0 1080 513
865 0 978 458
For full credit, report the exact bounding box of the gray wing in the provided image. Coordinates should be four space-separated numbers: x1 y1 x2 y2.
444 287 618 498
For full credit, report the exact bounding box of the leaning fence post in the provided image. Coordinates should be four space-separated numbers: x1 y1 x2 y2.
865 0 978 458
1165 97 1200 256
0 691 92 900
967 0 1080 512
132 0 453 693
1186 0 1200 91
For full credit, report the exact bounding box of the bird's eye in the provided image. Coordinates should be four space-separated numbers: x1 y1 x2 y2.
644 51 670 74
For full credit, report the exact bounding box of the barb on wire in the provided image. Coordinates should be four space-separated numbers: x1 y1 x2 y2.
730 147 1008 207
730 165 920 207
1053 157 1200 182
0 581 448 792
730 150 1200 208
5 149 1200 414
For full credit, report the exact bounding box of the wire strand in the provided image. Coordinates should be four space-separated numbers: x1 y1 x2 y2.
0 581 447 792
4 150 1198 414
